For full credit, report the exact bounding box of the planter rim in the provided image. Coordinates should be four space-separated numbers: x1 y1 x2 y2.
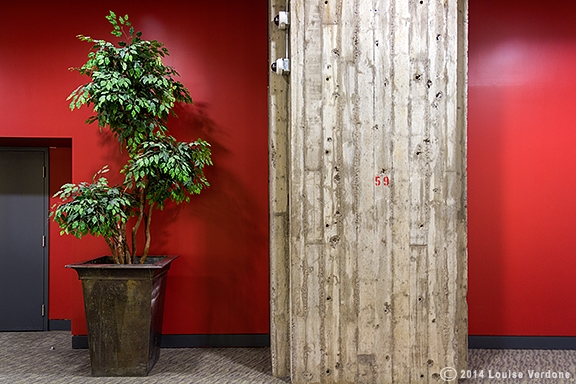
65 255 179 270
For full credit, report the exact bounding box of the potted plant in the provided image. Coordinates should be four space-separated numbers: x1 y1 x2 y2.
51 11 212 376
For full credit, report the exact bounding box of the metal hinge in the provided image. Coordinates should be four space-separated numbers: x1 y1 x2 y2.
274 11 290 29
42 304 45 317
42 235 46 248
43 166 46 178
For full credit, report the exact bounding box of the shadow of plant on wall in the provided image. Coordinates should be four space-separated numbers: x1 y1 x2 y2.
155 101 269 332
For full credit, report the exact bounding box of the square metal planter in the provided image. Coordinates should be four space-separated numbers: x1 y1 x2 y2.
67 255 178 376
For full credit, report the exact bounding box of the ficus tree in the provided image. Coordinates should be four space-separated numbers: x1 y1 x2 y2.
52 11 212 264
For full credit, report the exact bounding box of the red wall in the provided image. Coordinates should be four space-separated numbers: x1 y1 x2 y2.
6 0 575 340
469 0 576 336
0 0 269 335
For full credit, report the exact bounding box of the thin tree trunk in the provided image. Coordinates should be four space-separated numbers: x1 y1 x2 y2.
120 221 131 263
140 204 154 264
117 238 125 264
115 223 125 264
104 236 120 264
131 188 146 261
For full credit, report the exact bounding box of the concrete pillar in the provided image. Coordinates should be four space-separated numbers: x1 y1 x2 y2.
268 0 291 378
269 0 468 382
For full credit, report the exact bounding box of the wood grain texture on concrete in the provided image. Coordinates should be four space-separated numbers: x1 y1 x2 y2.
269 0 468 382
268 0 292 378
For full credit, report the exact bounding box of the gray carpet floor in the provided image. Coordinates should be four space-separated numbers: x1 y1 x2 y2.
1 331 576 383
0 331 289 384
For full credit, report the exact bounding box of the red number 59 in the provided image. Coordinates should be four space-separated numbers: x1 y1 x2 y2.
375 175 390 186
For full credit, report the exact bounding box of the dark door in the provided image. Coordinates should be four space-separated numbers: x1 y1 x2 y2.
0 148 48 331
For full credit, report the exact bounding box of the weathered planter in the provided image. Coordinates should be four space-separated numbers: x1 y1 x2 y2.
66 255 178 377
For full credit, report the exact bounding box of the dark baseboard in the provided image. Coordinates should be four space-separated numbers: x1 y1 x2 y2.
48 320 71 331
70 333 576 350
161 334 270 348
72 334 270 349
469 336 576 350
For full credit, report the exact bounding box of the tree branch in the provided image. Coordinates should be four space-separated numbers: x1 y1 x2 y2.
140 203 154 264
131 187 146 261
